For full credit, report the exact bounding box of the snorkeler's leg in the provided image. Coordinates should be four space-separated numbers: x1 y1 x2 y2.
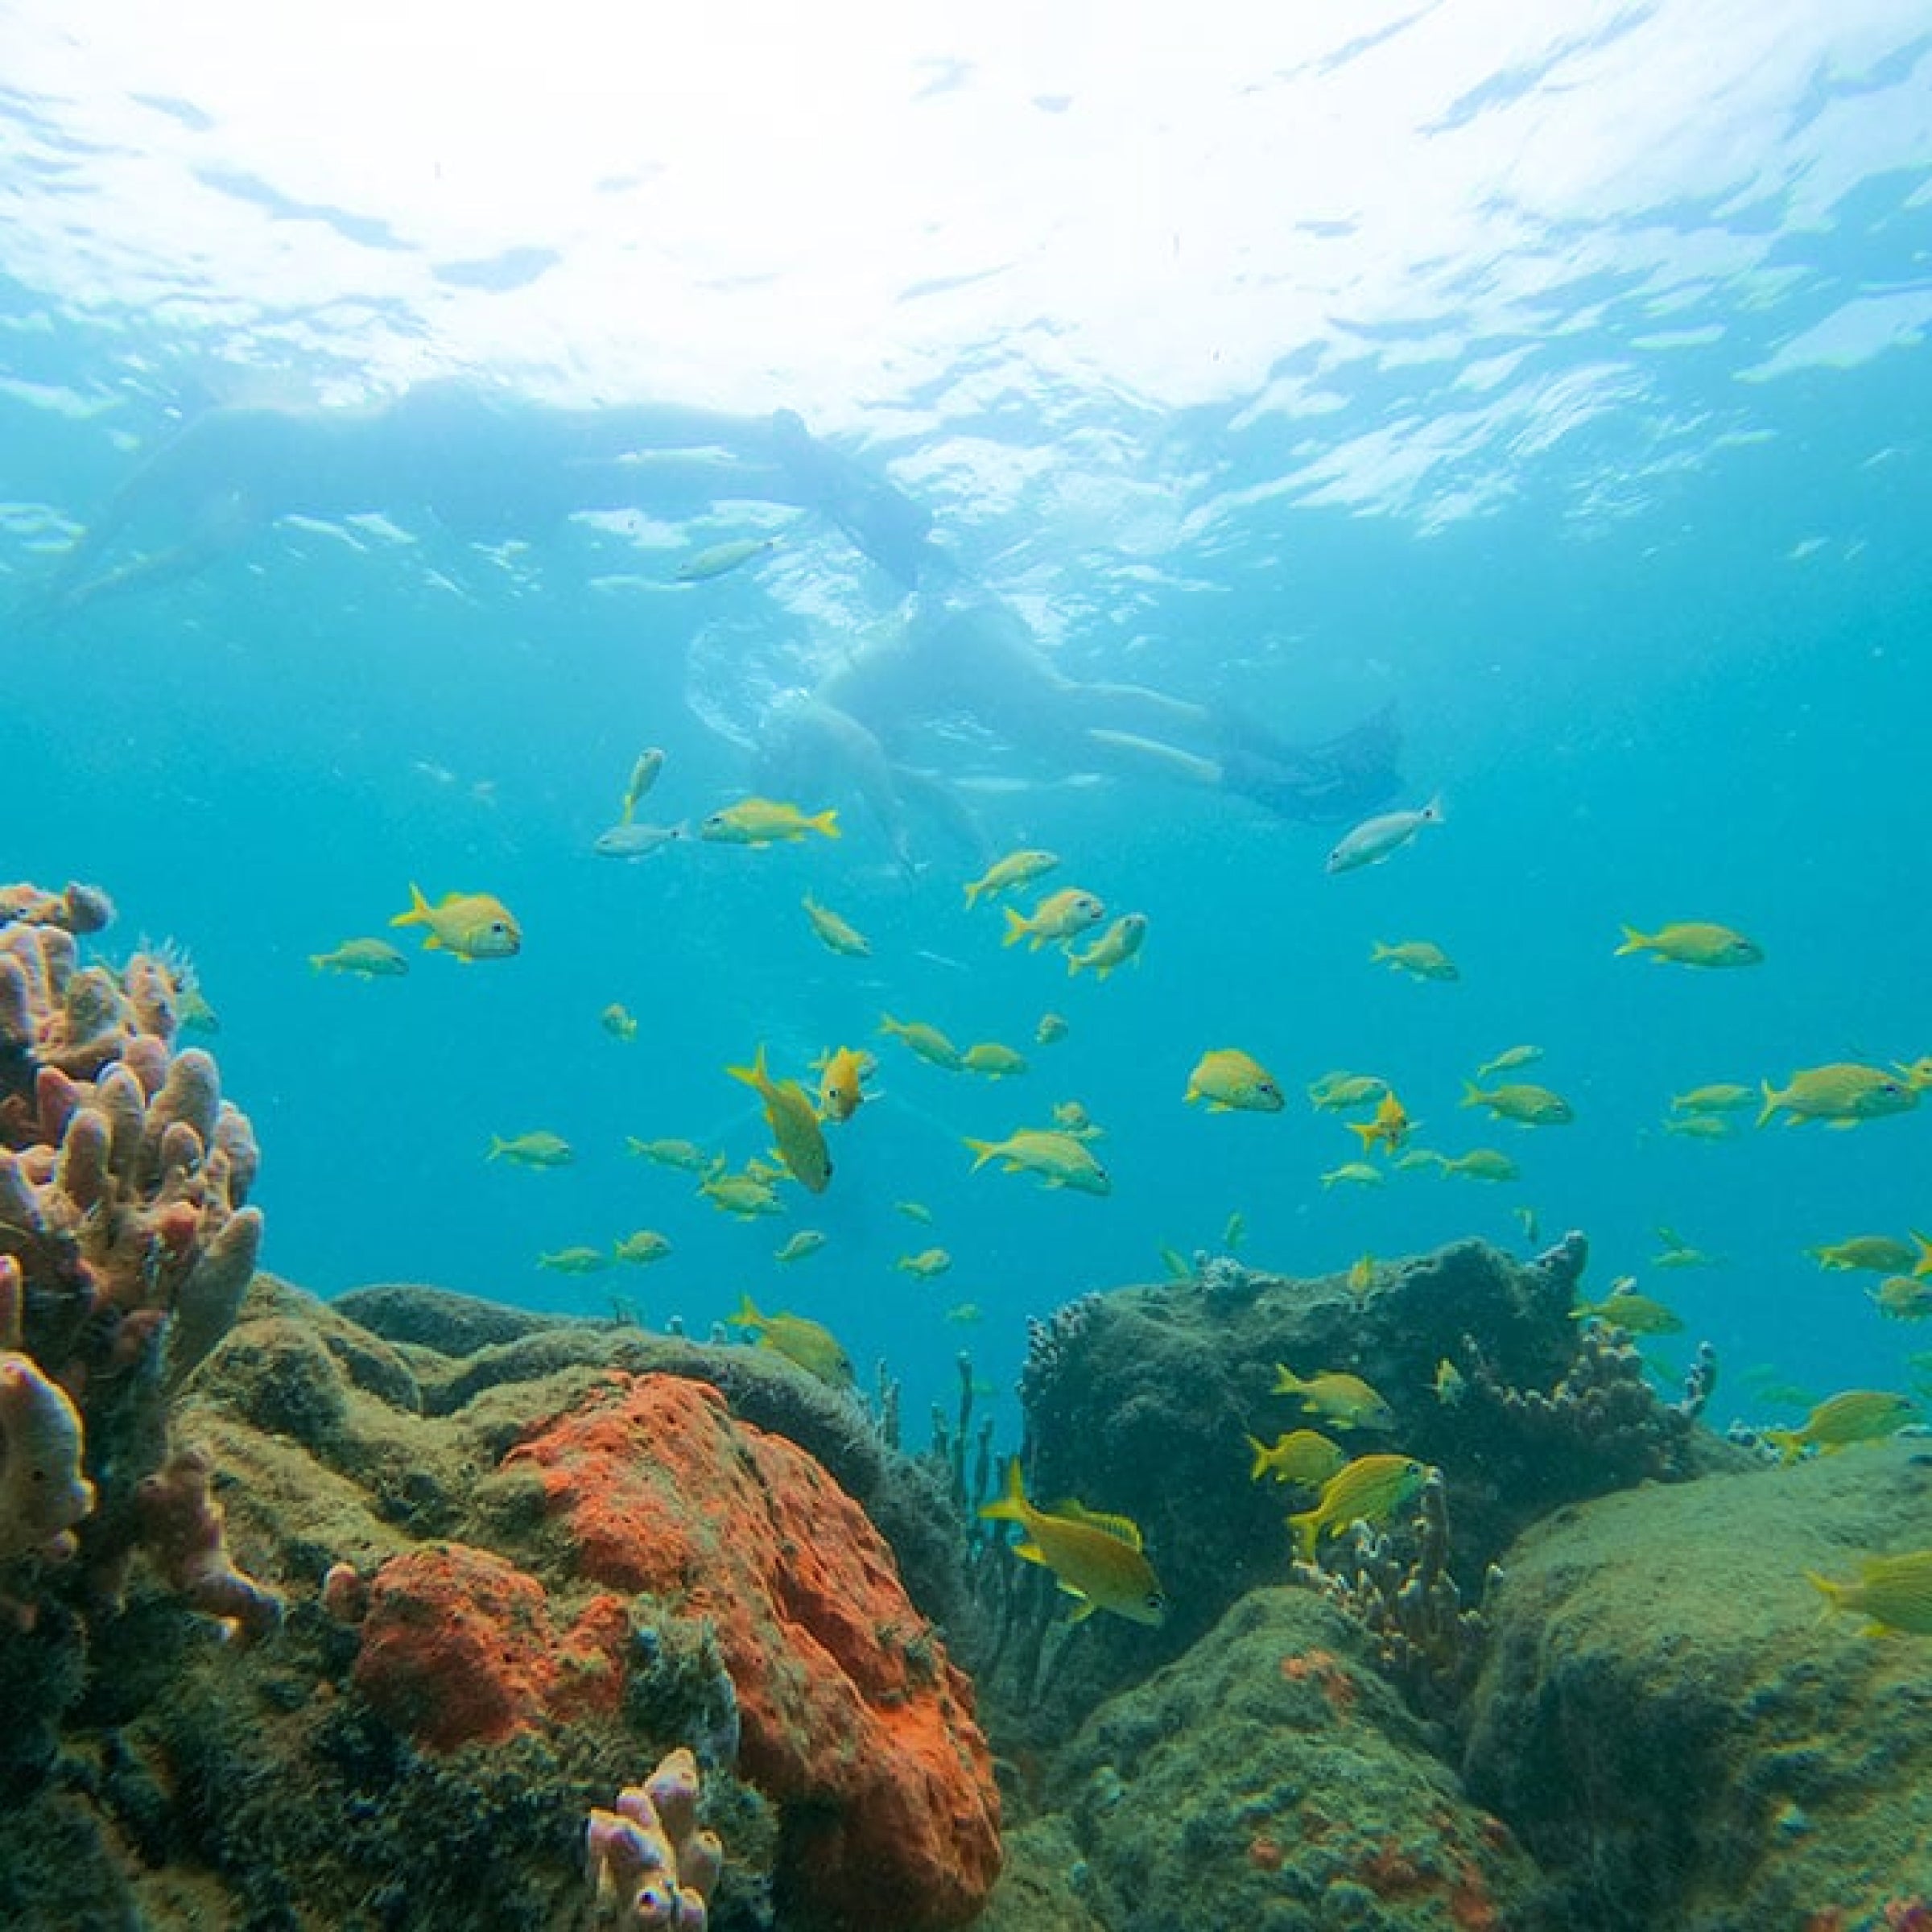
1084 729 1225 788
546 454 821 519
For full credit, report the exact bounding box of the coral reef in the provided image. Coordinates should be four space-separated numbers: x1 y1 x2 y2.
997 1236 1735 1743
1465 1437 1932 1928
587 1746 724 1930
1021 1585 1551 1930
489 1372 1002 1931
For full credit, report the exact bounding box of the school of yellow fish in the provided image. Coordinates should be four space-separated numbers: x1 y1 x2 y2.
298 737 1931 1633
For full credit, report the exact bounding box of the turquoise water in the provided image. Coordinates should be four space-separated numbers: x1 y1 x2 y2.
3 8 1929 1441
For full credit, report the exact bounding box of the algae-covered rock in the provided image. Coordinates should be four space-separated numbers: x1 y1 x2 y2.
1046 1586 1551 1930
1464 1437 1932 1929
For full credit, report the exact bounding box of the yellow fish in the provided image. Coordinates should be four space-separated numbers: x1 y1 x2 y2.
1652 1227 1718 1269
697 1161 785 1219
1246 1429 1346 1488
962 1042 1029 1078
1806 1549 1932 1636
1307 1071 1389 1111
979 1459 1166 1627
943 1302 983 1326
1440 1148 1519 1182
620 747 665 820
964 1129 1111 1195
1806 1236 1920 1275
1670 1082 1757 1114
1223 1211 1246 1252
625 1136 708 1170
963 848 1060 909
1370 939 1459 982
390 884 522 962
1475 1045 1542 1081
699 797 840 845
769 1232 824 1265
613 1230 671 1265
1765 1390 1918 1463
1035 1012 1071 1046
1067 913 1148 980
1290 1454 1430 1559
1348 1090 1410 1155
1616 922 1764 968
1663 1114 1736 1141
1186 1049 1284 1113
1002 887 1106 952
811 1045 876 1124
1346 1253 1377 1298
1571 1290 1683 1335
310 937 410 977
675 535 778 582
895 1247 952 1279
537 1246 609 1274
1758 1063 1918 1129
1320 1162 1385 1189
895 1199 935 1225
1051 1100 1100 1138
1433 1359 1467 1406
601 1002 639 1042
801 894 870 958
879 1012 964 1071
488 1131 574 1168
1899 1056 1932 1092
1462 1080 1575 1126
1272 1364 1395 1431
729 1291 853 1388
727 1045 833 1195
1870 1277 1932 1322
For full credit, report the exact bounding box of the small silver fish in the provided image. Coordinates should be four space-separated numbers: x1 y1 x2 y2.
593 820 686 859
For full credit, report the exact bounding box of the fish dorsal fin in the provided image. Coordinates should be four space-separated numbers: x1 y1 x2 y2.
1051 1501 1144 1551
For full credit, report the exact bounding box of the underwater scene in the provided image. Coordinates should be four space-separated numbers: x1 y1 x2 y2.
2 4 1930 1928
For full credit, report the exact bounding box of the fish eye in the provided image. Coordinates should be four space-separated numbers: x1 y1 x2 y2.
1145 1591 1166 1612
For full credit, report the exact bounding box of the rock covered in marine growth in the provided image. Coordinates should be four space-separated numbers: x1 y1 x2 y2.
1032 1585 1550 1931
493 1372 1001 1932
1464 1437 1932 1929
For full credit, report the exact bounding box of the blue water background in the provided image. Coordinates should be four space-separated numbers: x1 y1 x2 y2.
4 17 1930 1447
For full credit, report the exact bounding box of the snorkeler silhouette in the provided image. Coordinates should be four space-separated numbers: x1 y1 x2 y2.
24 378 1399 845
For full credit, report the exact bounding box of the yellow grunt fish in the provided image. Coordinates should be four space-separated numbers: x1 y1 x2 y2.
1002 887 1106 952
538 1246 609 1274
1370 939 1459 982
1290 1455 1430 1559
699 797 840 845
1308 1072 1389 1111
727 1045 832 1195
601 1002 639 1042
613 1230 672 1265
811 1045 877 1124
1571 1291 1684 1335
895 1247 952 1280
1476 1045 1542 1081
1272 1364 1395 1432
879 1012 964 1070
1758 1063 1918 1129
625 1136 708 1170
390 884 521 962
1616 921 1763 968
310 937 410 977
1186 1049 1284 1113
1765 1390 1918 1463
1321 1162 1385 1189
488 1131 573 1168
1806 1549 1932 1637
619 748 665 819
1670 1082 1757 1114
774 1229 828 1264
1462 1080 1575 1126
964 1129 1110 1195
1035 1012 1070 1046
1806 1236 1920 1275
980 1459 1166 1627
963 848 1060 909
1247 1430 1347 1489
801 893 870 958
1871 1277 1932 1322
1068 913 1149 980
963 1041 1029 1078
729 1291 853 1388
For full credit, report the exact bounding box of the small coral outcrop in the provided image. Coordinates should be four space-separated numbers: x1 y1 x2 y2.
587 1745 724 1930
498 1372 1003 1931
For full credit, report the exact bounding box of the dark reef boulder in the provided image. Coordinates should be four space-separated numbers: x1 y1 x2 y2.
1463 1436 1932 1929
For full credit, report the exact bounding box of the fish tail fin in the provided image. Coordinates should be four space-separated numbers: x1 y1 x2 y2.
486 1136 505 1161
1765 1428 1801 1464
1803 1569 1848 1615
1756 1080 1781 1129
1613 925 1649 957
390 881 431 930
726 1044 770 1093
979 1457 1029 1523
1421 793 1444 824
1066 947 1086 977
728 1290 763 1332
307 954 326 972
1369 941 1390 962
1289 1507 1319 1561
812 809 841 840
1246 1436 1274 1482
963 879 985 909
1460 1081 1483 1109
1001 908 1029 948
1272 1364 1302 1396
1913 1230 1932 1278
1346 1119 1375 1151
963 1136 998 1171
